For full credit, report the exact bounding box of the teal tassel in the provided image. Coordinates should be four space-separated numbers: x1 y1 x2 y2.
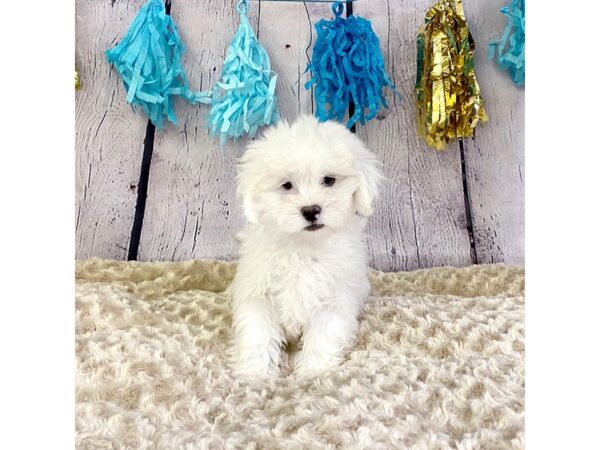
488 0 525 86
205 0 279 144
106 0 207 128
305 2 398 128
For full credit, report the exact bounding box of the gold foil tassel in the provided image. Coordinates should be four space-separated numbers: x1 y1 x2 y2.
415 0 488 150
75 68 81 90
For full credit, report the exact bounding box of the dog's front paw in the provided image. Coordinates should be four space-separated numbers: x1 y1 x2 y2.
229 355 279 380
292 350 340 378
229 349 279 380
227 345 280 380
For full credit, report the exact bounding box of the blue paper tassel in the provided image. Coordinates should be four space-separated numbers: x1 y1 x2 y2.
305 2 398 128
204 0 279 144
488 0 525 86
106 0 207 128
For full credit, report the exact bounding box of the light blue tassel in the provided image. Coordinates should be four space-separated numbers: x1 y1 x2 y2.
106 0 208 128
204 0 279 144
305 2 398 129
488 0 525 86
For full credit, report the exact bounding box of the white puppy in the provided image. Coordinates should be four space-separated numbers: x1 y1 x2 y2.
229 115 382 378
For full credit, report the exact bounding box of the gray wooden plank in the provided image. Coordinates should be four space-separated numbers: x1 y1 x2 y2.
75 0 148 259
138 1 329 261
356 0 472 270
463 0 525 264
257 1 330 121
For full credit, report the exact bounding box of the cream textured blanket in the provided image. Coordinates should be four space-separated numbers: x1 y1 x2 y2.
75 260 524 449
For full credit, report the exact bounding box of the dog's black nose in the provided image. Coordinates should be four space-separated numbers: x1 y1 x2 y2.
301 205 321 222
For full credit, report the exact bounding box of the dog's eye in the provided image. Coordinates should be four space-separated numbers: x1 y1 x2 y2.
281 181 293 190
322 176 336 187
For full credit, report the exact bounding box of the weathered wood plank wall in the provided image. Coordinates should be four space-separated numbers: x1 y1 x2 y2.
75 0 524 271
464 0 525 264
358 0 473 270
75 0 148 259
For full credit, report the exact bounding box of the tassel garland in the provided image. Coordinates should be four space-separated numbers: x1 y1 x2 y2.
105 0 206 128
75 68 81 90
305 2 397 129
488 0 525 86
204 0 279 144
414 0 488 150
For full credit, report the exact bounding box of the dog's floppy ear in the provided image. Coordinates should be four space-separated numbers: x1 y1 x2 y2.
241 193 258 224
236 120 291 224
353 143 383 217
237 149 259 224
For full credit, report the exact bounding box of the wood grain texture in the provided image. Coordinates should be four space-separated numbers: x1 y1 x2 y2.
356 0 472 271
137 1 331 261
257 2 328 121
463 0 525 264
75 0 148 259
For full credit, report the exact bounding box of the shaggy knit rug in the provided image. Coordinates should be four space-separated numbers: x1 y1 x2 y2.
75 260 524 450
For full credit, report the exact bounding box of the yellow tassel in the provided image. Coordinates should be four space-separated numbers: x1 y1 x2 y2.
75 68 81 90
415 0 488 150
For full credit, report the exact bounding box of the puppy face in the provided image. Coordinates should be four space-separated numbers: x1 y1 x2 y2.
237 116 382 236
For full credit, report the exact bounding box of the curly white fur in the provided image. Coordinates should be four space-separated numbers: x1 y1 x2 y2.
229 116 383 378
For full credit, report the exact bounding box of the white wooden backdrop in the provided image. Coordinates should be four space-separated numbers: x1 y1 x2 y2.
75 0 524 271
